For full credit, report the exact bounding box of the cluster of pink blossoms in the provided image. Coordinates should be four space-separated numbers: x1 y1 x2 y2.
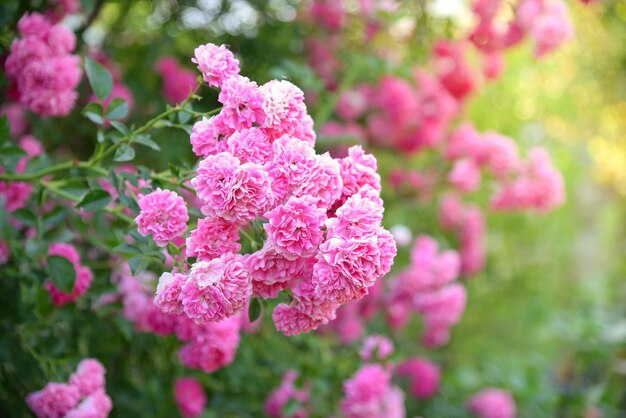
173 377 207 418
467 388 516 418
107 264 242 373
5 13 81 116
340 364 405 418
27 358 112 418
156 57 198 104
396 357 441 399
387 235 467 347
143 42 395 337
264 370 310 418
0 135 43 214
44 243 94 306
471 0 574 59
446 122 565 213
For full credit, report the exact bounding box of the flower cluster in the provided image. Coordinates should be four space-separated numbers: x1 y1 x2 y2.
467 388 516 418
264 370 310 418
396 357 441 399
156 57 198 104
146 43 395 337
387 235 466 347
135 189 189 247
174 377 207 418
340 364 405 418
107 264 242 373
5 13 81 116
26 358 112 418
44 243 94 306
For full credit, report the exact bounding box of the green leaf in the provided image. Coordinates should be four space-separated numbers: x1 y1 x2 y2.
112 243 142 255
82 102 104 124
12 208 37 227
0 146 27 158
128 256 150 275
114 145 135 162
178 105 192 124
134 134 160 151
168 163 180 177
43 206 68 226
106 98 129 120
76 189 111 211
47 255 76 294
248 298 262 323
85 57 113 101
111 121 130 136
0 115 9 147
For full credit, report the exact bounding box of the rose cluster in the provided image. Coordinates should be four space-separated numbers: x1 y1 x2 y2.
156 57 198 105
4 13 81 117
138 43 396 337
387 235 467 347
0 135 43 215
26 358 112 418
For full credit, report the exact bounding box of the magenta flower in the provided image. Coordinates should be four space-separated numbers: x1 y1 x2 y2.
174 377 207 418
27 383 81 418
192 43 240 87
396 357 440 399
467 388 516 418
135 188 189 247
68 359 106 397
186 217 241 262
219 75 265 129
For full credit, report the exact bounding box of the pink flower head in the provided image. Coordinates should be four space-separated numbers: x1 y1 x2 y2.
310 0 346 30
396 357 440 398
272 303 320 336
267 135 317 203
154 271 187 315
174 377 207 418
293 152 343 209
260 80 308 139
181 253 251 323
186 217 241 262
190 115 234 158
244 244 313 298
156 56 198 104
467 388 516 418
472 0 501 21
264 196 326 260
341 364 405 418
360 334 394 361
63 390 112 418
481 132 520 178
336 85 369 120
219 75 265 129
0 175 33 213
414 283 467 347
532 0 574 58
326 193 384 240
227 128 273 165
433 40 476 101
338 146 381 201
192 43 240 87
68 359 106 397
265 370 310 418
135 188 189 247
178 315 241 372
448 159 481 193
193 153 273 224
26 383 81 418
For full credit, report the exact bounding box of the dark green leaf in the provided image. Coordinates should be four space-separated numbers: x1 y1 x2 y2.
106 98 129 120
248 298 262 323
168 163 180 177
85 57 113 101
76 190 111 211
0 115 9 147
12 208 37 227
82 102 104 124
0 146 27 158
134 134 160 151
114 145 135 162
43 206 68 226
111 121 130 136
128 256 150 275
47 255 76 293
113 243 142 255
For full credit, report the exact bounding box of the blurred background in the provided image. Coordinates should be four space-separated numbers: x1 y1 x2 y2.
1 0 626 417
